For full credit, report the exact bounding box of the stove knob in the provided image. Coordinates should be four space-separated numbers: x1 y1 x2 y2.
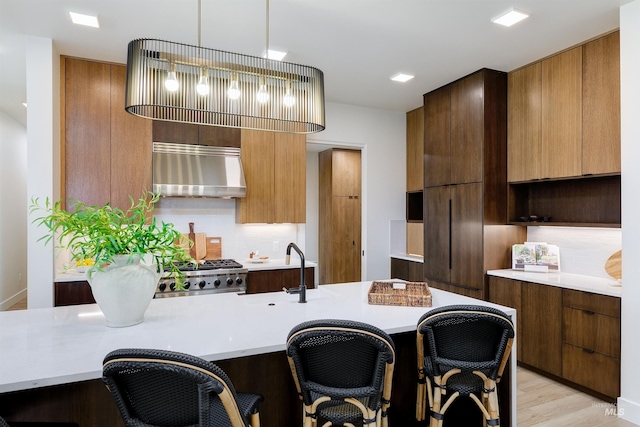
226 277 234 286
235 277 243 285
184 281 191 289
169 282 176 291
198 280 206 289
158 282 167 291
214 279 221 287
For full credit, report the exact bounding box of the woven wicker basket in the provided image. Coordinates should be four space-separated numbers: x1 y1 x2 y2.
367 281 432 307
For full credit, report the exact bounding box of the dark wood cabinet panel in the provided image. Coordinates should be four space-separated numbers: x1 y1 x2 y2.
520 282 563 376
390 258 423 282
563 307 620 358
198 125 241 147
582 31 621 175
152 120 199 144
246 268 315 294
488 277 522 358
423 186 451 284
55 281 95 306
562 343 620 398
110 65 152 210
450 72 483 184
450 183 483 289
63 58 112 209
562 288 620 317
423 86 451 188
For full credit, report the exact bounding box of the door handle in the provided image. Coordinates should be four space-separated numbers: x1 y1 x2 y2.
448 198 452 270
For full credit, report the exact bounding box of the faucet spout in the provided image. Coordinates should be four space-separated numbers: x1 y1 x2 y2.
284 243 306 303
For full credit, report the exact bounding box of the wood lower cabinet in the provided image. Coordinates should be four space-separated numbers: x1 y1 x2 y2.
245 267 315 294
390 258 423 282
55 281 95 306
236 130 306 224
319 149 362 284
488 276 621 399
63 57 152 211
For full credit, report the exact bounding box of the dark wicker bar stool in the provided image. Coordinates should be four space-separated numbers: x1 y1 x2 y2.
286 319 396 427
102 348 263 427
416 305 514 427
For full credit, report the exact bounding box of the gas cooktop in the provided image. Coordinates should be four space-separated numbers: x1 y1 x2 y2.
166 259 244 272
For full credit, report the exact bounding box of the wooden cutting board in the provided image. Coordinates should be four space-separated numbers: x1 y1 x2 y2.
605 250 621 280
205 236 222 260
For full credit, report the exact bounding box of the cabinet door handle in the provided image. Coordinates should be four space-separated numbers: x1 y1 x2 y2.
582 348 595 354
582 309 595 315
448 198 452 270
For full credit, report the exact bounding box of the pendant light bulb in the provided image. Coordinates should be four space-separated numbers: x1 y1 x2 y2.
257 78 269 104
196 72 210 96
165 65 179 92
228 74 241 100
283 81 295 107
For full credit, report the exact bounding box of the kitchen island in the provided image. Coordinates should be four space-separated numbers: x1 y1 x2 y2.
0 281 516 426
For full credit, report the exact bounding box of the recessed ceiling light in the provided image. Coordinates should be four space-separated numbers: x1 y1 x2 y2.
22 103 27 108
492 8 529 27
263 49 287 61
69 11 100 28
391 73 414 83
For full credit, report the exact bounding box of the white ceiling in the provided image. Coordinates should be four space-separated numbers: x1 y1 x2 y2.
0 0 630 127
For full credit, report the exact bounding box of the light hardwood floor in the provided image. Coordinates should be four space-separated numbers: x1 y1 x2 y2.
517 367 633 427
4 297 636 426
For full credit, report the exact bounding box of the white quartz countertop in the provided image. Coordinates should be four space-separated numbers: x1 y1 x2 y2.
0 280 514 393
55 259 318 282
487 269 622 297
390 253 424 263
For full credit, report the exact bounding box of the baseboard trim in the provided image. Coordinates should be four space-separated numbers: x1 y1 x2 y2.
0 288 27 311
618 397 640 425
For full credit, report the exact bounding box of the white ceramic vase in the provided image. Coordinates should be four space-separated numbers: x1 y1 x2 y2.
88 256 161 327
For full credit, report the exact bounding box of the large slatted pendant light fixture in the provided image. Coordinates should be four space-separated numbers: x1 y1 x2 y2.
125 0 325 133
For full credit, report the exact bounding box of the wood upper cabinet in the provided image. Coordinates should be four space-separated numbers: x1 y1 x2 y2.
582 31 621 175
406 107 424 191
152 121 241 147
507 31 620 182
450 72 484 184
507 63 541 182
236 130 305 223
424 86 451 187
63 58 151 211
541 46 583 179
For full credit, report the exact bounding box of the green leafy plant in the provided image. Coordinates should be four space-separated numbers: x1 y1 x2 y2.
30 191 193 281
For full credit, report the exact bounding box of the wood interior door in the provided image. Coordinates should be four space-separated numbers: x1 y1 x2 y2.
507 63 542 182
450 71 483 184
236 130 275 223
582 31 621 175
110 65 152 211
64 58 111 208
423 186 451 284
450 183 483 289
331 196 361 283
274 133 306 223
520 282 563 376
541 47 582 179
424 86 451 187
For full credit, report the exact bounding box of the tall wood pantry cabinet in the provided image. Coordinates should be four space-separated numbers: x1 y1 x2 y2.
319 148 362 284
423 69 525 299
62 57 152 211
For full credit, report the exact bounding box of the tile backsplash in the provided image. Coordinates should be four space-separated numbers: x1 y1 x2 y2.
526 227 621 279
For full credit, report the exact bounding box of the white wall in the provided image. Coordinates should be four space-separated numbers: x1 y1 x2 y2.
0 111 28 310
619 1 640 424
26 36 59 309
308 102 406 281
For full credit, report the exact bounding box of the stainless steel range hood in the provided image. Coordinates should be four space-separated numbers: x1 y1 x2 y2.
152 142 246 198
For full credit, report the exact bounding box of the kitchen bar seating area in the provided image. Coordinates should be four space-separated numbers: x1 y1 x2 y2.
0 283 516 426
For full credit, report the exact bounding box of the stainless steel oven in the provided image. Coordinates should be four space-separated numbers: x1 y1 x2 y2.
155 259 247 298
